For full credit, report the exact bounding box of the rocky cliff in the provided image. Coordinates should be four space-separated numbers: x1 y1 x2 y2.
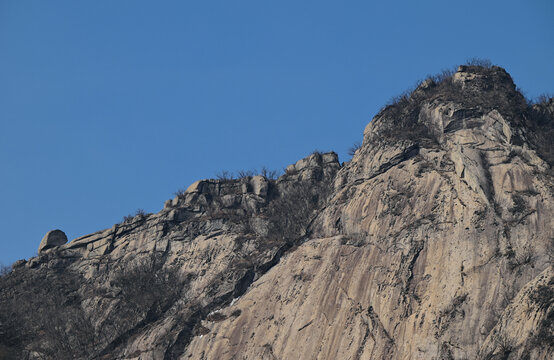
1 64 553 360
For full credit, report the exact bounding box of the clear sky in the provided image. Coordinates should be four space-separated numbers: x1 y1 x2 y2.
1 0 553 265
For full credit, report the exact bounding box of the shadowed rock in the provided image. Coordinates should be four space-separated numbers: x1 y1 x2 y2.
38 229 67 253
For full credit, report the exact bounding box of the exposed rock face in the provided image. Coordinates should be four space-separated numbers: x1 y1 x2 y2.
182 66 554 360
1 151 339 359
38 229 68 253
1 65 553 360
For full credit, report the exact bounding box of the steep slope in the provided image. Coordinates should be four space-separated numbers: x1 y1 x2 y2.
0 154 340 359
182 65 554 359
1 64 553 360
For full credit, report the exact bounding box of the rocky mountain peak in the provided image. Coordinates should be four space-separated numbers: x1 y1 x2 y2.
356 65 554 185
365 65 527 145
452 64 516 91
1 65 552 360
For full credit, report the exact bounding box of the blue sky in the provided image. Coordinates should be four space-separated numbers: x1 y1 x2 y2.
1 0 553 265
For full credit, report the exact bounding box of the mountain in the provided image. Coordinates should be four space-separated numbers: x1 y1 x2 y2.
1 64 553 360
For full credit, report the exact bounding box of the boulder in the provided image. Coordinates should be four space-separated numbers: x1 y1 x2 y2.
38 229 68 253
250 176 268 197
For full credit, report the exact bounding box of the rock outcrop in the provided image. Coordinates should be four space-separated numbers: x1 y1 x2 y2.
38 229 68 253
1 64 552 360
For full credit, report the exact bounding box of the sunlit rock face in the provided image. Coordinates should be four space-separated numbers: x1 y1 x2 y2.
185 66 554 360
1 65 553 360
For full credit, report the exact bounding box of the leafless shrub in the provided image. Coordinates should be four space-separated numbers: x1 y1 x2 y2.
510 194 527 215
465 57 493 68
529 282 554 309
110 258 184 318
348 141 362 157
429 68 456 85
509 247 535 271
374 61 534 149
0 264 10 277
34 292 94 358
0 267 95 359
386 88 414 108
122 208 149 223
260 167 279 180
93 257 187 350
234 167 280 180
503 243 515 259
493 334 513 358
525 95 554 167
237 169 256 178
529 93 553 105
268 183 312 239
375 76 447 146
268 180 331 241
216 170 235 181
174 188 187 197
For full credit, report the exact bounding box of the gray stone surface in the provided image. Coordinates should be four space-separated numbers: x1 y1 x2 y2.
38 229 67 253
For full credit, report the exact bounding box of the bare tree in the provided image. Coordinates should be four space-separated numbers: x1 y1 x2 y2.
348 141 362 157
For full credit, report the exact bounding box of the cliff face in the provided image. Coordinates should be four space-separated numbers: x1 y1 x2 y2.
0 151 340 359
1 65 553 360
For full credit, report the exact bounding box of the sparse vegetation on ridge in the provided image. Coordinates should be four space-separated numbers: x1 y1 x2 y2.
216 170 235 181
174 187 187 197
122 208 149 223
372 60 554 169
465 57 493 68
260 167 280 180
216 167 281 182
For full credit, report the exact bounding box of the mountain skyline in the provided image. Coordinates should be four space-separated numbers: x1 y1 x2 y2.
1 0 554 266
1 63 552 359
